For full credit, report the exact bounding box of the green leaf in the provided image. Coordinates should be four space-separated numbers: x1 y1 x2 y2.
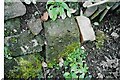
49 8 58 21
61 2 70 10
47 0 55 5
71 73 78 78
64 72 70 77
71 64 77 72
55 0 63 2
79 73 85 79
59 7 66 19
7 56 13 60
67 11 71 17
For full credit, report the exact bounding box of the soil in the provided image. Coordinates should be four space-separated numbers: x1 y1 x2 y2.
83 8 120 79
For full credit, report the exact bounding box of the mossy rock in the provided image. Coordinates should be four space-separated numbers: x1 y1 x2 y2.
5 30 44 56
44 17 80 62
4 18 21 37
5 54 43 79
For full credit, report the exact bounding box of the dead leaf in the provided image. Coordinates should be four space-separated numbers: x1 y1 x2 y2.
41 11 48 21
83 1 92 8
76 15 95 42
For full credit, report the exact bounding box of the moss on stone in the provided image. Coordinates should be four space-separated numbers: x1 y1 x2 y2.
58 42 80 58
7 54 43 79
95 30 106 49
47 42 80 68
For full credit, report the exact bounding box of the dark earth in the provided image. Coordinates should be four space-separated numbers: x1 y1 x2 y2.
83 9 120 79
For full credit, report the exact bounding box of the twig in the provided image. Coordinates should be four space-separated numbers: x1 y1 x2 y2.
87 0 110 8
43 67 47 80
33 4 41 15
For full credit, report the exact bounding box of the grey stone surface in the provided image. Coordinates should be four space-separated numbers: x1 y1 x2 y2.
84 6 97 17
111 32 119 38
44 18 80 61
5 30 44 56
5 0 26 20
4 18 21 37
28 18 43 35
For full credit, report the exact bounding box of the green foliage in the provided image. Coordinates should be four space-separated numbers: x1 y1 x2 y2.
8 55 43 79
46 0 71 21
46 44 90 79
63 48 89 79
47 42 80 68
4 45 13 59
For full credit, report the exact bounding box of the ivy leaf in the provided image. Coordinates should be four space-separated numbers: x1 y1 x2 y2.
49 8 57 21
55 0 63 2
64 72 70 77
47 0 55 5
71 73 78 78
71 64 77 72
67 11 71 17
59 7 66 19
61 2 70 10
79 73 85 79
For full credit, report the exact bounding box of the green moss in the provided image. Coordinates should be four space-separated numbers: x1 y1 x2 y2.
58 42 80 58
47 42 80 68
95 30 106 49
8 54 43 79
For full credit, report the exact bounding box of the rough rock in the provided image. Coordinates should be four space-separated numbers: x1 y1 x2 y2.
4 18 21 37
44 18 80 61
27 18 43 35
5 0 26 20
111 32 119 38
4 54 43 78
4 58 18 78
5 30 44 56
84 6 97 17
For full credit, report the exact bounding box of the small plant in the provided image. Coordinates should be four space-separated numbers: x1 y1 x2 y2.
4 45 12 59
46 0 72 21
63 48 89 79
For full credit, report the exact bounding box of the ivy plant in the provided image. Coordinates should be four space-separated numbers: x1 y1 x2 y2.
63 48 89 79
46 0 72 21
